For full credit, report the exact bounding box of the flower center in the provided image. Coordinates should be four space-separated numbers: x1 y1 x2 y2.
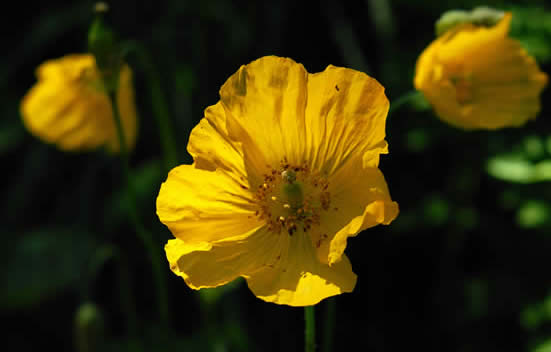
254 160 332 235
451 75 473 105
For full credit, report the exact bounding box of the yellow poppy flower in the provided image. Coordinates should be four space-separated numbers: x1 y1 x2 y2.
21 54 137 152
157 56 398 306
414 12 548 129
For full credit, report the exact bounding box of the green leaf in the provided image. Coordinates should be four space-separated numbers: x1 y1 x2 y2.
516 200 551 228
509 6 551 63
487 156 551 184
423 194 450 227
0 228 97 310
533 339 551 352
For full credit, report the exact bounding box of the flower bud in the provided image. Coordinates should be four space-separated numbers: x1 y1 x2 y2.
74 302 105 352
88 2 121 90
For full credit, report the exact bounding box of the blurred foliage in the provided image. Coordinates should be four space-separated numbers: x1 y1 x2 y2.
1 229 97 310
2 0 551 351
534 340 551 352
510 6 551 63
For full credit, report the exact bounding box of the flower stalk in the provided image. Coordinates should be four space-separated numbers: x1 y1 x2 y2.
305 305 316 352
89 2 169 327
108 88 169 327
322 298 336 352
126 42 179 171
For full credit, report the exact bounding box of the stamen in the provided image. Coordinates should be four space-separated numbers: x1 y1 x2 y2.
253 160 333 236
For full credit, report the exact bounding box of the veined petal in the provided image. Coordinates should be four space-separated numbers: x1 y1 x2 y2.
304 65 389 175
219 56 309 172
166 225 283 289
313 158 398 265
157 164 263 243
187 102 248 181
246 230 357 306
219 56 389 180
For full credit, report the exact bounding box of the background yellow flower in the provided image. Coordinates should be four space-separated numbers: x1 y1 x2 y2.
157 56 398 306
414 12 548 129
20 54 137 153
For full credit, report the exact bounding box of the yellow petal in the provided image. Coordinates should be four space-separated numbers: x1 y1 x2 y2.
21 79 84 143
157 164 263 243
36 54 95 80
219 56 309 172
246 230 357 306
166 225 283 289
304 65 389 175
315 158 398 265
187 101 250 183
55 92 113 150
219 56 389 179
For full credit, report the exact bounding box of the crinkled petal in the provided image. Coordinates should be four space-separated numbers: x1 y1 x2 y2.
219 56 308 173
304 64 389 175
187 101 252 188
157 164 262 243
219 56 389 180
166 225 283 289
246 230 357 306
312 158 398 265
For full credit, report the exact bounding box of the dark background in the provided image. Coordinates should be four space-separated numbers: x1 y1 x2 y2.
2 0 551 351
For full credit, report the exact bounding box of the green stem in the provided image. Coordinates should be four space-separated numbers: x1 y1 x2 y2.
388 90 422 115
322 298 336 352
305 306 316 352
124 42 179 172
116 249 138 337
86 245 138 337
108 90 169 328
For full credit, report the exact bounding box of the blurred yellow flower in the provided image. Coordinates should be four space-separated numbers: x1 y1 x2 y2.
157 56 398 306
414 12 548 129
21 54 137 152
